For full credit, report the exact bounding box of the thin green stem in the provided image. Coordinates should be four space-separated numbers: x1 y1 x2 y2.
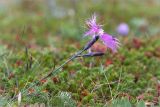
8 36 99 104
8 49 85 104
40 49 85 81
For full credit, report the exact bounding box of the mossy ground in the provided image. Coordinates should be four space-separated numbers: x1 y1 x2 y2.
0 1 160 106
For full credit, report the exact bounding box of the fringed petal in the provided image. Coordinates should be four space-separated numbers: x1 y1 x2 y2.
100 33 120 53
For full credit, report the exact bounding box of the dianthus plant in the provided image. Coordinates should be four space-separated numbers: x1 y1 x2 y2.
9 14 120 104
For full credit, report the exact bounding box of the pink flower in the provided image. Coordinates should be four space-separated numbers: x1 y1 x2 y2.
85 15 120 53
116 23 129 36
85 15 104 37
100 33 120 53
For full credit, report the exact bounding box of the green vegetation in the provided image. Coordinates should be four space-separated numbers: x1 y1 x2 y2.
0 0 160 106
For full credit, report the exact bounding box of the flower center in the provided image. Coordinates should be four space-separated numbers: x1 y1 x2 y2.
98 29 104 36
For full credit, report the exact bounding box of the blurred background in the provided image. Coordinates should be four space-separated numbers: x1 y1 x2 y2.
0 0 160 48
0 1 160 106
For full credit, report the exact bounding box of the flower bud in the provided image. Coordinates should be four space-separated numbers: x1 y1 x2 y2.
83 36 99 51
77 52 104 57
